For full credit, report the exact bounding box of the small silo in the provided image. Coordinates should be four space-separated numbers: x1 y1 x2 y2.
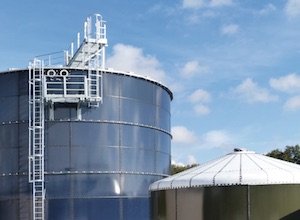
0 14 172 220
150 149 300 220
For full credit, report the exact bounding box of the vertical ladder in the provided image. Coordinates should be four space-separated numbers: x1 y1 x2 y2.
86 15 103 107
29 59 45 220
88 69 102 107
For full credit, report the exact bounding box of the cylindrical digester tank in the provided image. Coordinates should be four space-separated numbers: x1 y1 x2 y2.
0 68 172 220
150 150 300 220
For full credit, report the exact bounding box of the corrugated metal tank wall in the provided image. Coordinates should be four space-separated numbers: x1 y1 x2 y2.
0 69 172 220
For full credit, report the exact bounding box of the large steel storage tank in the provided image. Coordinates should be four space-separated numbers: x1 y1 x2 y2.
0 14 173 220
0 68 172 220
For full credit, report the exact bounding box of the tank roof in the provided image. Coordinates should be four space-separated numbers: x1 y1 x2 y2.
150 149 300 191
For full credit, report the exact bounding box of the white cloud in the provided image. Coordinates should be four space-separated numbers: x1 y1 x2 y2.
202 10 217 18
187 155 198 165
106 44 167 83
186 14 201 23
182 0 204 9
221 24 239 35
202 130 232 148
231 78 278 103
172 126 198 144
188 89 211 116
259 3 276 15
148 4 163 13
185 11 217 24
189 89 211 103
194 104 210 115
284 96 300 111
181 60 209 78
168 82 185 94
285 0 300 19
270 73 300 93
210 0 233 7
182 0 232 9
171 159 185 166
171 129 235 164
172 155 198 166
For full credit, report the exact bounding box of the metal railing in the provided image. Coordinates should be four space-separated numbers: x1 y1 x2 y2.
43 70 88 102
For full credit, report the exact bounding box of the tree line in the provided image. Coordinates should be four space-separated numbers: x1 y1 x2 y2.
266 145 300 164
171 145 300 174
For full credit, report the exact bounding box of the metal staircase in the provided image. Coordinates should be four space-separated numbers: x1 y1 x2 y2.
66 14 106 107
66 14 107 69
28 59 45 220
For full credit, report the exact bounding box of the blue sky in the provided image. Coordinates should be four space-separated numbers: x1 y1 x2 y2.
2 0 300 165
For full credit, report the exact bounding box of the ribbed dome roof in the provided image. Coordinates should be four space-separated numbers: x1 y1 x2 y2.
150 149 300 191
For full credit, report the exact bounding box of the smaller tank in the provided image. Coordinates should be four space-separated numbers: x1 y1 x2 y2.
150 149 300 220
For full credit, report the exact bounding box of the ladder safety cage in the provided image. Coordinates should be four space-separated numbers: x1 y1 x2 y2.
28 59 45 220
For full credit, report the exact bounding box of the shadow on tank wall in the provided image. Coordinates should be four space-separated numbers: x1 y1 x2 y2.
281 210 300 220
